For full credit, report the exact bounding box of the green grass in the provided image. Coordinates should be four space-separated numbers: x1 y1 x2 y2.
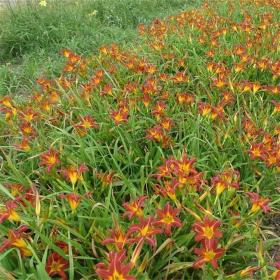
0 0 201 95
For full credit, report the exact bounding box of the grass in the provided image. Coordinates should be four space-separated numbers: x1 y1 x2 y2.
0 0 201 95
0 0 280 279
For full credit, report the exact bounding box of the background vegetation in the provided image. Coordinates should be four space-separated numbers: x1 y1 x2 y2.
0 0 201 94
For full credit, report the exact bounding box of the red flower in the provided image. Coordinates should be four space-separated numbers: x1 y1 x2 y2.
153 157 178 179
60 163 88 185
178 153 197 176
154 203 182 235
5 183 24 197
74 115 98 135
248 143 265 160
123 196 147 220
160 117 173 131
211 169 240 196
96 251 135 280
60 193 81 212
127 216 162 247
39 148 60 172
151 101 166 117
110 108 128 125
0 200 20 224
0 225 32 257
14 138 31 152
272 262 280 280
247 192 270 213
96 171 115 188
193 241 225 269
146 125 165 143
192 217 223 246
46 252 69 280
102 224 128 250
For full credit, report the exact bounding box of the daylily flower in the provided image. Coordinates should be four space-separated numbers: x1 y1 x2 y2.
60 193 81 212
127 216 162 247
246 192 270 213
123 196 147 220
5 183 24 197
110 108 128 125
0 225 32 257
0 200 20 224
102 224 128 250
60 163 88 185
74 115 98 136
193 241 225 269
96 171 115 188
96 251 135 280
272 262 280 280
154 180 178 201
39 148 60 172
154 203 182 235
211 169 240 196
192 217 223 246
46 252 69 280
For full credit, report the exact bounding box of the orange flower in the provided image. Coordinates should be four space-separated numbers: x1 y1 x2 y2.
272 262 280 280
20 122 34 136
19 108 38 122
192 217 223 246
127 216 162 247
5 183 24 197
74 115 98 136
272 101 280 114
172 72 189 83
60 193 81 212
39 149 60 172
154 203 182 235
154 180 178 201
177 92 194 105
0 225 32 257
198 102 212 117
46 252 68 280
0 200 20 224
212 78 227 88
248 143 265 160
123 196 147 220
160 117 173 131
211 169 240 196
96 251 135 280
96 171 115 188
102 224 128 250
60 48 73 58
110 108 128 125
60 164 88 185
14 138 31 152
247 192 270 213
193 241 225 269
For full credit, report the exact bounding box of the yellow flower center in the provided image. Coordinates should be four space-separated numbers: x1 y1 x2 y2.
47 156 57 165
114 113 123 122
203 226 214 239
109 271 125 280
140 225 149 236
50 261 64 273
162 214 174 224
204 250 216 261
